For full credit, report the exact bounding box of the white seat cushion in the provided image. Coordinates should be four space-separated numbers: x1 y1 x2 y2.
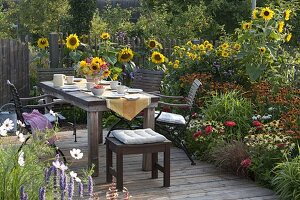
155 111 186 125
111 128 167 144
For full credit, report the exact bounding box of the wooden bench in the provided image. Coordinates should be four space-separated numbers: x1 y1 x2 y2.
106 137 171 191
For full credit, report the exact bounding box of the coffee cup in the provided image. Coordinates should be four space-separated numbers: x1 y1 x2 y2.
66 76 74 84
110 81 121 90
86 82 95 91
53 74 65 87
116 85 127 94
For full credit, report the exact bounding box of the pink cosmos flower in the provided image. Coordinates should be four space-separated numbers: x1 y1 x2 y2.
253 120 263 127
205 125 213 134
224 121 236 127
240 158 251 168
193 131 202 140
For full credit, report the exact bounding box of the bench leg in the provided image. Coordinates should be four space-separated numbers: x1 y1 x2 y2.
164 146 170 187
116 153 123 191
152 152 158 179
106 143 113 183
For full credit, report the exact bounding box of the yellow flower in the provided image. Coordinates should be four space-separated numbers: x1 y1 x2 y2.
100 32 110 40
252 9 258 19
82 66 92 75
66 34 80 50
278 21 284 33
80 60 88 68
103 70 111 78
192 45 197 50
118 47 134 63
284 9 291 21
175 60 180 64
221 51 229 58
89 62 100 72
286 33 292 42
242 22 251 30
173 64 179 69
148 39 157 48
168 61 173 66
260 7 274 21
37 38 49 49
233 43 241 51
203 40 210 46
221 42 229 50
112 74 118 80
186 41 192 46
92 57 105 66
151 51 165 64
259 47 266 54
198 44 205 51
206 43 213 50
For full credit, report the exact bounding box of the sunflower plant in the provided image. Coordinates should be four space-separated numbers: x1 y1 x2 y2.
31 37 50 69
235 5 298 83
143 38 167 71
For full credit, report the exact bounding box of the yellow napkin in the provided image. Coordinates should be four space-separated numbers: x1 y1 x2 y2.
106 94 150 120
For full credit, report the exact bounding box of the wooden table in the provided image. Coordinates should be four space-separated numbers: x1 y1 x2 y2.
38 81 159 176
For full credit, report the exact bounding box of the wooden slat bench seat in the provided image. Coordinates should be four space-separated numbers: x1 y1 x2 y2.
106 137 171 191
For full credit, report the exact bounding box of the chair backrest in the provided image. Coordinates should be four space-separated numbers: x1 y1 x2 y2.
186 79 202 107
7 80 25 122
37 68 75 82
130 69 164 92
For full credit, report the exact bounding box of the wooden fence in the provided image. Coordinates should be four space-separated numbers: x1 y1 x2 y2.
0 39 30 106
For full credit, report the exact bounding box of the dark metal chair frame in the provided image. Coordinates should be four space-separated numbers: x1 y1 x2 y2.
7 80 68 163
154 79 202 165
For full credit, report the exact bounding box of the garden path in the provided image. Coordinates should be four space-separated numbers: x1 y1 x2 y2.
56 129 279 200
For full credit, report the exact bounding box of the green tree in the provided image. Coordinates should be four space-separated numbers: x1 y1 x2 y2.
16 0 69 36
68 0 97 35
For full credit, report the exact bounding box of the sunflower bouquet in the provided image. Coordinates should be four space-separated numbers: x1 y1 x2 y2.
77 56 110 80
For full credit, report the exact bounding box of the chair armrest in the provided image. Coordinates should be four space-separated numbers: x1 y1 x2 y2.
158 101 190 108
23 101 64 109
20 94 56 101
156 94 185 99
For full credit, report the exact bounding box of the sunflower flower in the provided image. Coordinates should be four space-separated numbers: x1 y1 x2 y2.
205 43 213 50
221 51 229 58
260 7 274 21
278 21 284 33
100 32 110 40
286 33 292 42
221 42 229 50
198 44 205 51
151 51 165 64
66 34 80 50
37 38 49 49
259 47 266 54
252 9 258 19
233 43 241 51
103 70 111 78
89 62 100 72
284 9 291 21
242 22 251 30
80 60 88 68
118 47 134 63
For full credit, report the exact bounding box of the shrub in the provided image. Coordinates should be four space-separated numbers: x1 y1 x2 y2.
203 91 253 140
272 152 300 200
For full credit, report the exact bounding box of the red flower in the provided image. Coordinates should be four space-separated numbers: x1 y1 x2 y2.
193 131 202 140
240 158 251 168
276 143 287 148
205 125 213 134
253 120 263 127
224 121 236 127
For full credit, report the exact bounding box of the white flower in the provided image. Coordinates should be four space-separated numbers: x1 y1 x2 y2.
0 126 8 136
75 177 81 182
17 120 26 128
268 107 275 111
257 115 261 119
52 160 61 169
70 171 77 178
252 116 258 120
49 110 56 117
261 115 272 120
16 131 25 142
18 151 25 167
70 148 83 160
60 162 68 171
52 160 68 171
2 118 14 131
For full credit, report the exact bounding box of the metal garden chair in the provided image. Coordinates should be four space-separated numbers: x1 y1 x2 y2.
7 80 69 162
154 79 202 165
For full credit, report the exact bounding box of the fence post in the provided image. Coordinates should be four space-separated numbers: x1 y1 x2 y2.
49 32 59 68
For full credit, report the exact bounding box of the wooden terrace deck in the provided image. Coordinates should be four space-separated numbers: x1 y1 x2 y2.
55 129 278 200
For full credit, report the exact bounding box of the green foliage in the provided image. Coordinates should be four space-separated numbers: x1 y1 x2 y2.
16 0 69 36
68 0 97 35
272 151 300 200
0 2 14 38
203 91 253 140
90 9 108 38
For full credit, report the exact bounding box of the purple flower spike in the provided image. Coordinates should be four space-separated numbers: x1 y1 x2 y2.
20 186 25 200
88 176 93 197
24 193 28 200
38 187 46 200
68 176 74 200
78 182 83 197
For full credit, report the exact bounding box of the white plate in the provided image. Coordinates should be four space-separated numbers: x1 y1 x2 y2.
125 95 140 101
100 80 111 85
74 78 84 82
61 85 79 89
105 93 125 99
127 88 143 93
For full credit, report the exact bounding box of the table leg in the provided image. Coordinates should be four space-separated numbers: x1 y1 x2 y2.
87 111 99 177
142 107 155 171
98 111 103 144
